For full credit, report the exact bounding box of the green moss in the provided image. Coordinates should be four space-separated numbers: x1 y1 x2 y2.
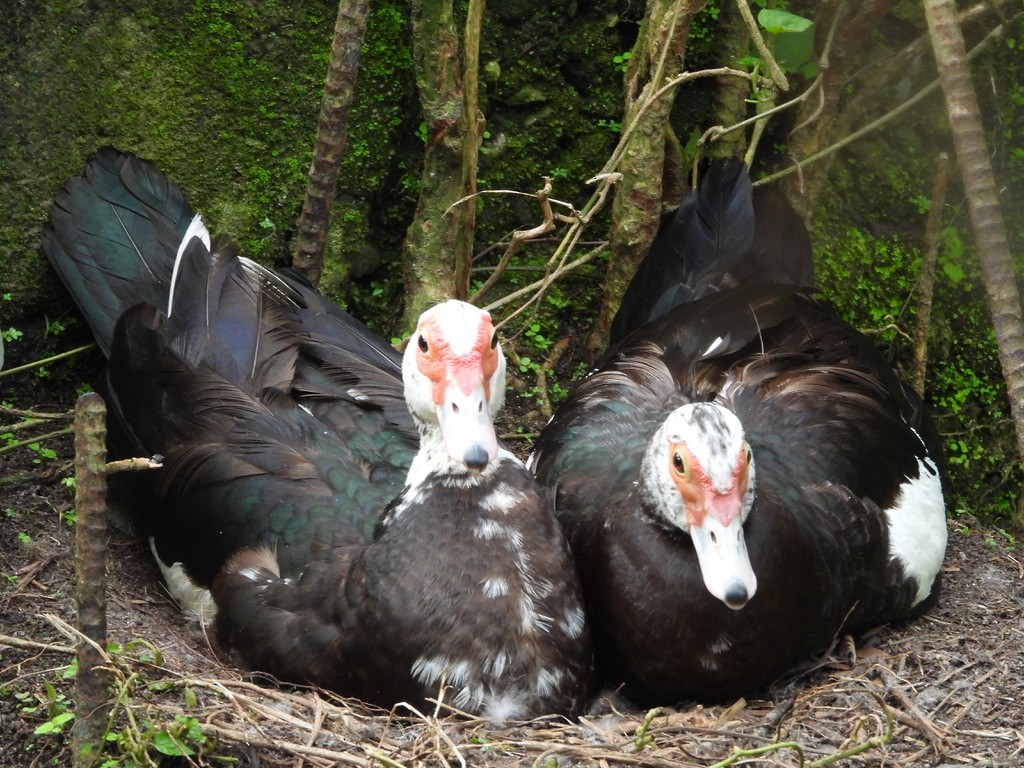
815 178 1020 526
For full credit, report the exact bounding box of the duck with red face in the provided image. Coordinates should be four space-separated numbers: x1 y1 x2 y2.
530 160 947 705
43 148 593 722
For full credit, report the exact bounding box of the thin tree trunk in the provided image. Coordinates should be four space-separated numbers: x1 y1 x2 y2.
910 152 950 396
923 0 1024 525
586 0 704 355
708 0 751 163
402 0 479 328
455 0 485 301
292 0 370 288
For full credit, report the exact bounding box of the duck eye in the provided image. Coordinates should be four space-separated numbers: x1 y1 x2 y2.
672 451 686 473
418 335 429 353
490 330 498 349
744 445 752 465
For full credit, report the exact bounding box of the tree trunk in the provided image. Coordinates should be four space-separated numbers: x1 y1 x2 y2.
292 0 370 288
923 0 1024 525
402 0 482 329
586 0 704 355
455 0 485 301
707 0 751 163
910 152 950 397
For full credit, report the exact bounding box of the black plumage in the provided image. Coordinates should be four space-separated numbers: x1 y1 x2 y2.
530 160 947 704
43 148 592 721
608 158 814 346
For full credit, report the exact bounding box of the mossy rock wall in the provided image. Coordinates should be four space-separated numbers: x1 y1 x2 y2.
1 0 629 338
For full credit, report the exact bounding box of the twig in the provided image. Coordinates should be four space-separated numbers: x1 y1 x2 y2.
105 456 164 473
0 427 75 456
0 343 96 380
755 19 1010 186
393 700 467 768
485 243 604 324
888 686 948 752
199 721 373 766
470 179 557 305
0 633 74 655
0 404 73 421
733 0 788 91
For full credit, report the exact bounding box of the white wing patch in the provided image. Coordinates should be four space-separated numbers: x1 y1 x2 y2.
884 456 947 605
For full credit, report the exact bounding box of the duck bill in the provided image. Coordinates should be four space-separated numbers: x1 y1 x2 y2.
690 513 757 610
436 382 499 472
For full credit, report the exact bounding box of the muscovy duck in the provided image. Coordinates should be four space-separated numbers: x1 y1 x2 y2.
529 159 947 704
43 148 592 720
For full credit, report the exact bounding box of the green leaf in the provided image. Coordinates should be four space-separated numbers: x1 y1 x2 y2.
941 260 966 283
153 731 195 756
34 711 75 734
757 9 813 35
176 715 204 742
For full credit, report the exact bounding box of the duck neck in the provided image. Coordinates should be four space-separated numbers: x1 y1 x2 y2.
406 417 497 490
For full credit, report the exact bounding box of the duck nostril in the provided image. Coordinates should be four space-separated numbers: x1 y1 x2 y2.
451 403 459 414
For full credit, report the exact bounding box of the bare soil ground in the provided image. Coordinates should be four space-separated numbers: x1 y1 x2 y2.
2 397 1023 767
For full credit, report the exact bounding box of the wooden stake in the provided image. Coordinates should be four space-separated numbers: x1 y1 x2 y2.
72 392 109 766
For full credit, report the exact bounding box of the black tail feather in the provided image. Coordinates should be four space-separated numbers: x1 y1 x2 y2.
750 185 814 287
609 160 814 346
42 147 197 355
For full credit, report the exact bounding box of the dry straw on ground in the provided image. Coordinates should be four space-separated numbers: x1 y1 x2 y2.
2 512 1023 766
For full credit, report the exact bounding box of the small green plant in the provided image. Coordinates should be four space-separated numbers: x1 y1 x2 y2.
612 50 631 73
30 680 75 735
631 707 662 752
984 528 1017 548
524 322 553 352
13 689 39 714
27 441 58 464
2 326 23 343
33 711 75 736
756 9 816 79
908 194 931 214
44 316 68 337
